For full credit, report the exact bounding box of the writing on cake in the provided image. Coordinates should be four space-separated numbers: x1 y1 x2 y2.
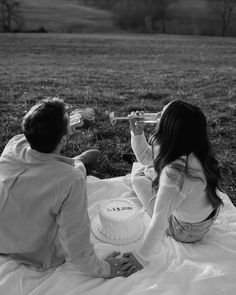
106 206 133 212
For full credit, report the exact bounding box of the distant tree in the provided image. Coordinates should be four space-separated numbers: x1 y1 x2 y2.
207 0 236 36
0 0 23 32
112 0 176 32
112 0 147 31
146 0 176 33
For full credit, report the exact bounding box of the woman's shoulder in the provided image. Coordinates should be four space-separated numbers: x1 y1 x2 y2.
161 153 205 190
169 156 187 171
160 159 186 188
167 153 203 172
161 154 200 186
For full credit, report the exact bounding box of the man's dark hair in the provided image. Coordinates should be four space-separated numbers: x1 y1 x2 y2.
22 97 68 153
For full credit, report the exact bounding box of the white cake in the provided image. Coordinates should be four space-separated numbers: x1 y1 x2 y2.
93 199 144 244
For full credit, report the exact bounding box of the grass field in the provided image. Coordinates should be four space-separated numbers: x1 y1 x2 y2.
0 33 235 205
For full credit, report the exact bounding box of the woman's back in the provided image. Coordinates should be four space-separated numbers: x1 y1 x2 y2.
170 153 214 223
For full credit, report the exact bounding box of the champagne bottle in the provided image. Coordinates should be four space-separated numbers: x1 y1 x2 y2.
70 108 95 128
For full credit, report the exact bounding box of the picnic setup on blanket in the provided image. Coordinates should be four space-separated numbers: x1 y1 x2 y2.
0 174 235 295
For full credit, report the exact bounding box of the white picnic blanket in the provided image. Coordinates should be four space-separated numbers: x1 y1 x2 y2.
0 175 236 295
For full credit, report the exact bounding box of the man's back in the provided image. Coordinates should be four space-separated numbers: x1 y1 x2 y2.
0 134 84 269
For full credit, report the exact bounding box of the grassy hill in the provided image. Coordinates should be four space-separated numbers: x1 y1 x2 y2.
15 0 235 35
19 0 115 32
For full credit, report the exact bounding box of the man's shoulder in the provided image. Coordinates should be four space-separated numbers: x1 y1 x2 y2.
1 134 28 157
7 134 26 145
50 160 86 184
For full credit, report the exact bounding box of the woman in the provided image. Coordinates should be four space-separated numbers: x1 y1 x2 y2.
125 99 224 272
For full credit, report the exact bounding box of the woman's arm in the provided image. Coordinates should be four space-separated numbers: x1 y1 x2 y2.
131 132 153 165
136 166 186 260
129 112 160 166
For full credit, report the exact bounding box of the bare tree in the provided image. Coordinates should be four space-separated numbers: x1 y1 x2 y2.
207 0 236 36
0 0 23 32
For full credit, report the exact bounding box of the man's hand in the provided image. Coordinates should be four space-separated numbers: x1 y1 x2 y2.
105 251 134 278
121 252 144 277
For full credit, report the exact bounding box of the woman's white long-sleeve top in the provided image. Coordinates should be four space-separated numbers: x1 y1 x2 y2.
131 132 214 261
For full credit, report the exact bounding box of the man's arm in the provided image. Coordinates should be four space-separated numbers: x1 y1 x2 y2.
56 172 111 278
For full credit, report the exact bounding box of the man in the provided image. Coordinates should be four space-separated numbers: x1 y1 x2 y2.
0 97 133 278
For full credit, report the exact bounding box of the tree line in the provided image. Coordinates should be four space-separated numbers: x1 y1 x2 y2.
82 0 236 36
1 0 236 36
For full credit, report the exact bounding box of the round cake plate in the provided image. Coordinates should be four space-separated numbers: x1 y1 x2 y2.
91 215 145 246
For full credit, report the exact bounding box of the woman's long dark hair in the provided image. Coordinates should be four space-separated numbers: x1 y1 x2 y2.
150 100 223 208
